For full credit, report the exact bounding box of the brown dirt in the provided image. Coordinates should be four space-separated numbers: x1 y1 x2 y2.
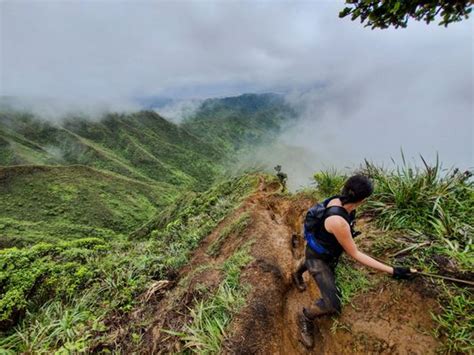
135 176 442 354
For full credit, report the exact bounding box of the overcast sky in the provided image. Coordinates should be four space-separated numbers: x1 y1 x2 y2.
1 0 473 177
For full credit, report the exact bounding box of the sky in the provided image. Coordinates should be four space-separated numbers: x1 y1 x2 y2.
1 0 473 184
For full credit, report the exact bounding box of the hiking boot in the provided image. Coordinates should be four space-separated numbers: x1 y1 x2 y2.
298 309 315 348
292 271 306 291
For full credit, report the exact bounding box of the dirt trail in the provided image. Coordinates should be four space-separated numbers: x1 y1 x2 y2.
142 177 441 354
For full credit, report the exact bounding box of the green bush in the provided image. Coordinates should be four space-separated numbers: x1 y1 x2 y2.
0 238 106 327
363 158 473 243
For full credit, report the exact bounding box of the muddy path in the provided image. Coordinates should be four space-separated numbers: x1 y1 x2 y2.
141 178 441 354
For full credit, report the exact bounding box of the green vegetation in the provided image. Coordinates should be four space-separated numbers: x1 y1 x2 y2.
0 94 293 190
133 175 258 271
0 165 176 247
176 242 253 353
432 287 474 353
0 110 221 189
363 158 473 271
313 170 347 197
182 93 295 156
339 0 472 29
207 212 252 257
0 175 259 353
335 257 374 306
312 158 473 352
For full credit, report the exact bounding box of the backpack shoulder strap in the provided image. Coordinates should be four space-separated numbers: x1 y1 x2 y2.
324 206 350 223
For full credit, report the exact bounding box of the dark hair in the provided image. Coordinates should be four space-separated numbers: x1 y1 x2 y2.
340 174 373 204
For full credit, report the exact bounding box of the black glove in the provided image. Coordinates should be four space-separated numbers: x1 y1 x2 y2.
392 266 413 280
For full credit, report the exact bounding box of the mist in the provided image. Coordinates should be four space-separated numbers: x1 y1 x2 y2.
157 99 204 123
1 0 472 186
0 96 142 122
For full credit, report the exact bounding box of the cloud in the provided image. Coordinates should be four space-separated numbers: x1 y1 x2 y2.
1 0 472 177
0 96 141 121
156 99 204 123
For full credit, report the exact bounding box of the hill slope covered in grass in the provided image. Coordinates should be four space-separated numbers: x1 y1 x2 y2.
0 110 219 189
0 165 178 248
182 93 295 153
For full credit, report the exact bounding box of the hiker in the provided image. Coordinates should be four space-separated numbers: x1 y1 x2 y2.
274 165 288 191
293 174 416 348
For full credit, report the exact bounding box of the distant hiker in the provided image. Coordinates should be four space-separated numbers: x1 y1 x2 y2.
274 165 287 190
293 175 416 348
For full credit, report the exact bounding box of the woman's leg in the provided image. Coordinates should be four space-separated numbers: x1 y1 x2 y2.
297 257 341 348
293 257 308 291
303 258 341 318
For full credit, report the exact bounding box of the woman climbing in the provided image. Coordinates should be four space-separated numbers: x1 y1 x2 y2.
293 174 417 348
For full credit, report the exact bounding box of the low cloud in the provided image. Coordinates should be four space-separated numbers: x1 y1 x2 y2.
156 99 204 123
0 96 142 122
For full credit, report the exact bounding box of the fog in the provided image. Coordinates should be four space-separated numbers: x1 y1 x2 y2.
1 0 472 186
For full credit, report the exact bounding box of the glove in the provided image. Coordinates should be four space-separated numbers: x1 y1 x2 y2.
392 266 414 280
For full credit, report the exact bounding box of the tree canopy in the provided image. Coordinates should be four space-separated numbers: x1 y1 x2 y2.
339 0 472 29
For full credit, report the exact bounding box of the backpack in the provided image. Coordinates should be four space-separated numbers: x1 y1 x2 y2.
303 196 358 257
303 200 332 255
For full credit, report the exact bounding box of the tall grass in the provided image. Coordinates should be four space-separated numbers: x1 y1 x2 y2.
313 169 346 197
362 156 473 270
364 157 472 233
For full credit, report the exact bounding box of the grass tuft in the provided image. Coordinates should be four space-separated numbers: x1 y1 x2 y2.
207 212 252 257
177 242 254 353
335 257 374 306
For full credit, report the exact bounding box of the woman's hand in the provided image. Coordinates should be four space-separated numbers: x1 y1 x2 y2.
392 266 417 279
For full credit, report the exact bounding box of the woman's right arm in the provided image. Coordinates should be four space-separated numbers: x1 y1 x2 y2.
326 216 394 274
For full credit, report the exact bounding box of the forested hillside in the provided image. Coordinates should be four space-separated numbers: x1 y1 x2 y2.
0 93 295 246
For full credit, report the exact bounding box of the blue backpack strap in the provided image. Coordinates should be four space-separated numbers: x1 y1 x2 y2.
304 225 328 255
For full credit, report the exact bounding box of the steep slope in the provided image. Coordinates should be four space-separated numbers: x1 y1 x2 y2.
0 165 177 247
116 176 443 354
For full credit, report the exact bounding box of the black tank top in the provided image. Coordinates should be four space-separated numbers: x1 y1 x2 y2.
313 196 356 260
